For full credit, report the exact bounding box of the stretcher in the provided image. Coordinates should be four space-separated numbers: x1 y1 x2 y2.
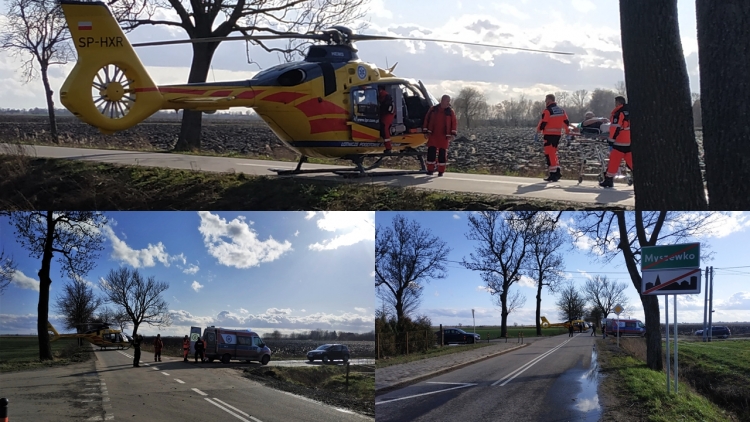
565 124 633 186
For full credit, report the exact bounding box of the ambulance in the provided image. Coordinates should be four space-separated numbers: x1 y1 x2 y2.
202 326 272 365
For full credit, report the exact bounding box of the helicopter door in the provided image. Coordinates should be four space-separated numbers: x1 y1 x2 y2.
418 80 437 106
349 86 381 141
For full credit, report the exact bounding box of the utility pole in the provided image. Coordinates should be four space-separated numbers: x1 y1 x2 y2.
708 266 714 342
702 266 709 342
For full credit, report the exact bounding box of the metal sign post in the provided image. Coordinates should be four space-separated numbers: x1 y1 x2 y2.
708 267 714 342
703 266 709 342
614 304 623 348
640 243 702 395
472 309 475 336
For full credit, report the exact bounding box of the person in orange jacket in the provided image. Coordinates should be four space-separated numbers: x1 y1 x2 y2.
422 94 458 176
182 335 190 362
536 94 571 182
378 85 396 154
153 334 163 362
600 96 632 188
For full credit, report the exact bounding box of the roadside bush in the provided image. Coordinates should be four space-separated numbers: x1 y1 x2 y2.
375 314 435 358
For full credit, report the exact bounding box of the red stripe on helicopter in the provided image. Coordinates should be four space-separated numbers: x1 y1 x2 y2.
295 98 348 117
262 92 307 104
236 90 264 99
309 118 349 134
210 90 233 97
352 130 379 141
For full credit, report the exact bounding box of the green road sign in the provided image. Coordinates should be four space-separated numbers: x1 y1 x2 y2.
641 243 700 271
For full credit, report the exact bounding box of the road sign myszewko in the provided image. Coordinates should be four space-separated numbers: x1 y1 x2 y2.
641 243 701 295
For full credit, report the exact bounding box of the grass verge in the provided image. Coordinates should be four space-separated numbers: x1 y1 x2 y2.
452 326 569 339
241 364 374 417
0 336 93 372
596 338 735 421
376 342 498 368
0 156 626 210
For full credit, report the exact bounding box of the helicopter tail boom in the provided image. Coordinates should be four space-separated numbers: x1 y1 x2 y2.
59 1 163 133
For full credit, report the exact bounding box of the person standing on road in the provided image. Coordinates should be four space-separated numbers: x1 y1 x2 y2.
536 94 571 182
422 94 458 176
591 324 596 336
182 335 190 362
154 334 163 362
133 334 142 367
568 324 574 337
600 96 632 188
194 336 205 363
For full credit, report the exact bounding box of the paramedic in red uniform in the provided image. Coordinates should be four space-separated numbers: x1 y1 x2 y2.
422 95 458 176
182 335 190 362
378 85 395 154
600 96 632 188
536 94 571 182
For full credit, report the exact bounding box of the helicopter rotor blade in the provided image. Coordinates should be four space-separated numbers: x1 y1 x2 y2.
350 34 574 55
131 33 325 48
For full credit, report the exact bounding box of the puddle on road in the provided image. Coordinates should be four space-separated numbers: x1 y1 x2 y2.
571 347 602 420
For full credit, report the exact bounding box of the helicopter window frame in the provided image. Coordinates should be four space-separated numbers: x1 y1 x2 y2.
351 86 380 126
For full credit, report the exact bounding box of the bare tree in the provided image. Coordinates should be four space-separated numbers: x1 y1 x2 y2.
614 80 627 97
619 0 706 209
99 267 171 337
524 213 566 336
95 307 131 334
110 0 369 152
500 288 526 315
587 89 617 119
462 212 531 338
0 0 74 143
375 214 451 327
572 211 719 370
581 275 629 320
696 0 750 209
54 278 103 345
554 91 569 107
453 87 488 129
4 211 107 361
0 250 18 295
571 89 589 110
555 282 586 323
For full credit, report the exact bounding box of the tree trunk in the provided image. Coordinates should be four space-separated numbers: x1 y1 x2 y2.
500 289 509 338
41 66 59 144
619 0 707 210
640 294 663 370
535 280 543 336
696 0 750 209
174 42 218 152
37 211 55 361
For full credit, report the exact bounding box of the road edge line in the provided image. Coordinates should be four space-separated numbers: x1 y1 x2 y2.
374 343 529 395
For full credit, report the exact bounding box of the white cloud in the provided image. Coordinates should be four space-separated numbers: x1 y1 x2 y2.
518 274 537 288
477 285 495 294
370 271 376 277
571 0 596 13
182 264 200 275
191 281 204 292
103 226 172 268
308 212 374 251
453 214 461 220
294 230 300 237
354 307 367 313
717 291 750 311
197 212 293 269
11 270 39 291
305 212 316 220
702 212 750 238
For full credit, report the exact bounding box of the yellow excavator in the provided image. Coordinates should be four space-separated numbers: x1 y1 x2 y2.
540 316 587 329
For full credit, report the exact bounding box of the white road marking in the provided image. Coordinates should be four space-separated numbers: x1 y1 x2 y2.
375 383 477 405
174 379 185 384
162 372 170 376
152 367 159 370
212 398 251 417
192 388 208 396
492 335 578 387
204 397 262 422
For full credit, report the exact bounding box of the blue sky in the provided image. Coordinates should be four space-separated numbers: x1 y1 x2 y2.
1 0 701 109
376 212 750 328
0 211 375 336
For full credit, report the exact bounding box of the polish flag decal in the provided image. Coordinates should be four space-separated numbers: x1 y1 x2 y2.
78 21 92 31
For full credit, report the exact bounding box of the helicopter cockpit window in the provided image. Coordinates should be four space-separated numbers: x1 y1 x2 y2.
351 87 379 125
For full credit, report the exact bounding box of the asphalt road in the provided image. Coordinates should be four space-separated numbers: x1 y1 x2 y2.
375 333 601 422
4 144 635 206
1 348 373 422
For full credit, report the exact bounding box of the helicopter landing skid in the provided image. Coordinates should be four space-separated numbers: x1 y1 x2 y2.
271 149 427 177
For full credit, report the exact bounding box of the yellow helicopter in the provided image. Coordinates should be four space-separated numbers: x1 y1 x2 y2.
47 321 132 350
58 0 573 176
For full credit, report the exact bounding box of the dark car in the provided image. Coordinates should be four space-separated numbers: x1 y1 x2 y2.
694 326 731 339
306 344 350 363
436 328 481 344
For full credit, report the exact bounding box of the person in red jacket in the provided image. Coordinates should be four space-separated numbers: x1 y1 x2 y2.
600 96 632 188
182 335 190 362
422 95 458 176
536 94 571 182
378 85 395 154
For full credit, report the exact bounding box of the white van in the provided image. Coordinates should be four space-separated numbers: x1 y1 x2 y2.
202 326 272 365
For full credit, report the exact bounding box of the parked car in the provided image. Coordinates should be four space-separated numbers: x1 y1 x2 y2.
306 344 350 363
694 326 731 339
436 328 481 344
605 318 646 337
